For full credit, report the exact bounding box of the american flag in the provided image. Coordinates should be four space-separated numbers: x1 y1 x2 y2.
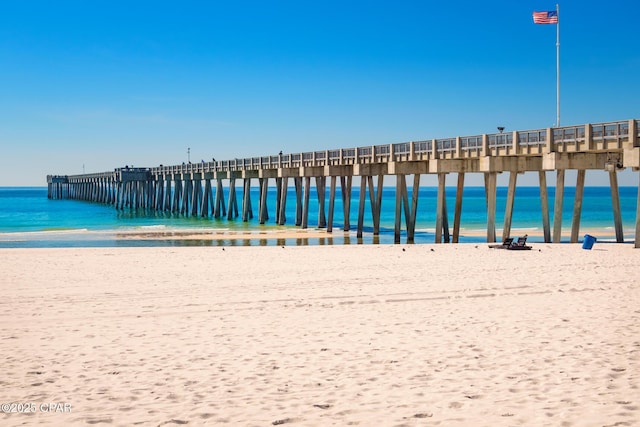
533 10 558 24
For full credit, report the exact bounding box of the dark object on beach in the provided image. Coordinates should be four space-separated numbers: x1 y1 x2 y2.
489 235 532 250
582 234 597 250
489 237 514 249
507 235 531 250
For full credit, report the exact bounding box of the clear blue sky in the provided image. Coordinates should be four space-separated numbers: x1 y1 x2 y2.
1 1 638 186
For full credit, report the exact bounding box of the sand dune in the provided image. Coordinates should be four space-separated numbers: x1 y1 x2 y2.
1 244 638 426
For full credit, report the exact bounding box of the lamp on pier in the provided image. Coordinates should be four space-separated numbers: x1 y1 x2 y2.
497 126 505 133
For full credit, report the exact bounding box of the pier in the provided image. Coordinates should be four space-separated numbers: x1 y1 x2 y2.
47 119 640 247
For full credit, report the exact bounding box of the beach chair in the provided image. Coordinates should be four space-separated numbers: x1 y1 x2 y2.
488 237 514 249
507 235 532 250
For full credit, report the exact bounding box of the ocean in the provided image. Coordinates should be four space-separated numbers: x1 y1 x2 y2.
0 186 637 247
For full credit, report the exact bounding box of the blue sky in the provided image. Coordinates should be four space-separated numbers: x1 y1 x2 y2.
1 1 638 186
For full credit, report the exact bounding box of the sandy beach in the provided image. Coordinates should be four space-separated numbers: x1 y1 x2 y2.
1 243 638 426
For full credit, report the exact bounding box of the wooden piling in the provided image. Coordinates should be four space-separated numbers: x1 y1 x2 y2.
201 179 211 217
609 170 624 243
502 171 518 242
367 175 383 235
341 176 352 231
275 177 282 224
407 174 420 243
570 170 586 243
278 177 288 225
227 178 238 220
538 171 551 243
435 173 446 243
164 179 171 211
295 177 303 227
485 172 497 243
453 173 465 243
553 170 565 243
173 178 182 214
259 178 269 224
357 176 367 238
214 179 225 218
242 178 252 222
394 175 403 244
302 176 311 229
636 172 640 249
327 176 337 233
316 176 326 228
191 178 201 216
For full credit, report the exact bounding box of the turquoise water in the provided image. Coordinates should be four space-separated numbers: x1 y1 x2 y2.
0 186 637 247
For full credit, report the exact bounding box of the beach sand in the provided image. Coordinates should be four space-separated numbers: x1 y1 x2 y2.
1 243 638 426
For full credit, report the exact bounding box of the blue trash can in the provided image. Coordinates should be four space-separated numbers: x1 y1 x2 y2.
582 234 597 250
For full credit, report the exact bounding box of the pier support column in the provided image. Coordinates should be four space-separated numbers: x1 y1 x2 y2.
553 170 565 243
295 177 303 227
242 178 253 222
327 176 337 233
635 172 640 248
394 175 404 244
453 173 465 243
341 176 352 231
227 178 238 220
369 175 384 235
164 179 172 211
302 177 311 229
407 174 420 243
156 177 164 211
191 179 201 216
127 181 135 209
316 176 327 228
259 178 269 224
115 182 122 210
570 170 586 243
214 179 226 218
181 179 192 215
539 171 551 243
485 172 497 243
201 179 212 217
609 169 624 243
275 177 283 224
436 173 450 243
172 178 182 214
357 176 367 238
502 171 518 242
278 177 288 225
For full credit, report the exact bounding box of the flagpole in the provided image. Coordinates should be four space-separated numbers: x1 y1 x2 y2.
556 3 560 127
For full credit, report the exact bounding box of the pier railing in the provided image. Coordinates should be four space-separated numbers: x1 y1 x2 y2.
135 119 636 174
45 119 638 181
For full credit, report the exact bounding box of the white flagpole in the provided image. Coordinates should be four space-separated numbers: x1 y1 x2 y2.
556 3 560 127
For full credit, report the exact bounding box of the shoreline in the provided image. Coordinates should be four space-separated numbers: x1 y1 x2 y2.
0 224 635 246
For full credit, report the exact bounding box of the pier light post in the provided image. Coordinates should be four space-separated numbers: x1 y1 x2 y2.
188 147 191 163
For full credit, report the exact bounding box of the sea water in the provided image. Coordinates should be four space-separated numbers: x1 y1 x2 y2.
0 186 637 247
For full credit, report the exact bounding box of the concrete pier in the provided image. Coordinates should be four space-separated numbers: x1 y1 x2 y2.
47 119 640 245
